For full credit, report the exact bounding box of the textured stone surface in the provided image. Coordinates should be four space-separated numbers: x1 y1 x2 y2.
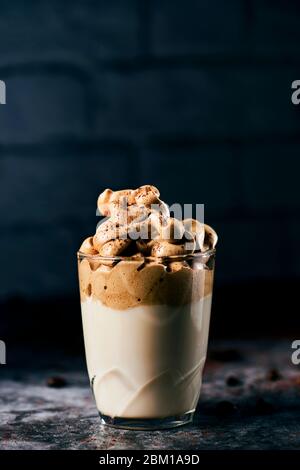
0 341 299 450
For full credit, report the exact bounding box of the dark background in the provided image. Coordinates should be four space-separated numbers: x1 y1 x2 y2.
0 0 299 351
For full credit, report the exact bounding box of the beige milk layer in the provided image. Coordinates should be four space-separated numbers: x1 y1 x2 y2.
81 296 212 418
79 258 214 418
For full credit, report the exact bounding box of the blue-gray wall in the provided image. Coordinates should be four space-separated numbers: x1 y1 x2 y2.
0 0 299 302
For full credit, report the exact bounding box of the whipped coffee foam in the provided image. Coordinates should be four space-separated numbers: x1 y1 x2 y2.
81 185 217 259
78 185 217 309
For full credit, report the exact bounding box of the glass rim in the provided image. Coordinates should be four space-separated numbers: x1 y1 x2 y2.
77 248 216 263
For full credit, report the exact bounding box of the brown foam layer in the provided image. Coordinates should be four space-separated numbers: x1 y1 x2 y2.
78 257 214 309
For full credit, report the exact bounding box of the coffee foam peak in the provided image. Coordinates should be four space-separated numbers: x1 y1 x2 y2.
80 185 218 258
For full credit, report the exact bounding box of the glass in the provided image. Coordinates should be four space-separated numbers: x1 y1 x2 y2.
77 250 216 430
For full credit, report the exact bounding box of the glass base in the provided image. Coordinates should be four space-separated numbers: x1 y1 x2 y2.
99 410 194 431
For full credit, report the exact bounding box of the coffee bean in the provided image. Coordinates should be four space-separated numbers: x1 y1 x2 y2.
266 369 281 381
46 376 67 388
226 375 243 387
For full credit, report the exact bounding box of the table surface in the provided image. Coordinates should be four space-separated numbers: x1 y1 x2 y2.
1 340 300 450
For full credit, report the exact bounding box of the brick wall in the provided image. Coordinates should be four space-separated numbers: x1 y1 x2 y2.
0 0 299 300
